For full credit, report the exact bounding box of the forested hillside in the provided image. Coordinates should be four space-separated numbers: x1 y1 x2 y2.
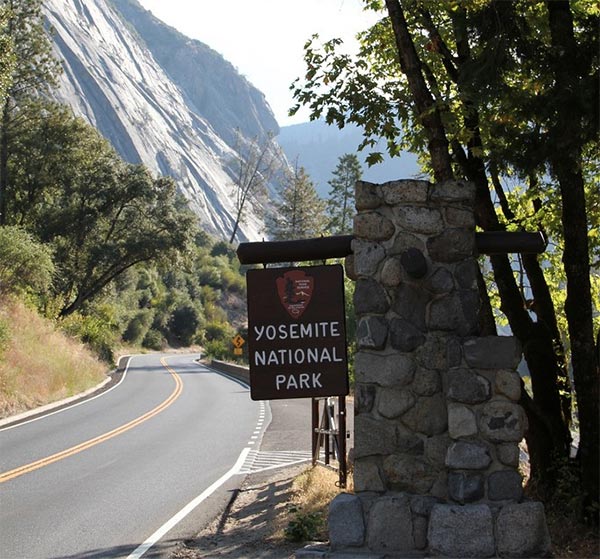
0 1 250 417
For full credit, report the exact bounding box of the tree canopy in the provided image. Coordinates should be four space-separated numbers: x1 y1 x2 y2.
292 0 599 515
6 104 196 316
0 0 61 225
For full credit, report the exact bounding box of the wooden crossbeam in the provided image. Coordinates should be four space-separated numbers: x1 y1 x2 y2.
236 232 547 266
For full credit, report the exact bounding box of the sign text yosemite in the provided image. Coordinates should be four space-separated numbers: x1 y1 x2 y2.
246 265 348 400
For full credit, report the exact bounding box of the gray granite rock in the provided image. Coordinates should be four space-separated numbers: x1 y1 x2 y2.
355 180 382 211
355 383 376 414
378 387 416 419
428 504 495 558
356 316 388 350
497 443 520 468
488 470 523 501
329 493 365 549
496 502 551 558
448 403 478 439
402 393 447 436
425 266 455 294
354 415 396 458
448 472 484 503
430 180 476 203
446 206 476 228
366 494 415 553
416 335 452 370
354 352 415 387
353 458 385 493
390 231 426 255
463 336 522 369
479 400 527 443
427 229 475 263
412 368 441 396
424 434 452 468
395 206 444 235
495 369 522 401
354 211 395 241
412 515 428 550
380 257 403 287
396 424 425 456
410 494 440 516
344 253 357 281
383 454 437 494
427 293 463 331
446 440 492 470
455 259 479 290
389 318 426 352
354 278 389 315
447 368 491 404
458 288 481 336
380 179 429 205
353 240 386 277
392 283 429 331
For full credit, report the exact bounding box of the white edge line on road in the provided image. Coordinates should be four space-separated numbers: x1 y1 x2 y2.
0 356 133 432
240 456 312 475
126 447 252 559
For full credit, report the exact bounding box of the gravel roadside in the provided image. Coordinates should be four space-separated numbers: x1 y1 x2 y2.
169 397 353 559
170 465 306 559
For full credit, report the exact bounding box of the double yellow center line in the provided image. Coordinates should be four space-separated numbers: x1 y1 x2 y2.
0 357 183 484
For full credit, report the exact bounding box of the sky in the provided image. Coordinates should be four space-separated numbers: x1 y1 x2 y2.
137 1 379 126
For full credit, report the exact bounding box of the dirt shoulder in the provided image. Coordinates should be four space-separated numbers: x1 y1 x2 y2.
170 465 307 559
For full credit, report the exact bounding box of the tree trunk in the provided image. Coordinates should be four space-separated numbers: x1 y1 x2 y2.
547 0 599 512
385 0 453 182
448 9 572 491
385 0 573 493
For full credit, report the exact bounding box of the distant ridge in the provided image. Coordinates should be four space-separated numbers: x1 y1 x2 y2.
278 120 422 197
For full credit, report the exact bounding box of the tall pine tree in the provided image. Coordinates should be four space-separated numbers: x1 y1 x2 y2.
266 164 326 241
327 153 361 235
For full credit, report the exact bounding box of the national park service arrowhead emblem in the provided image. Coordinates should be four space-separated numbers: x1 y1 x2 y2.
276 270 314 319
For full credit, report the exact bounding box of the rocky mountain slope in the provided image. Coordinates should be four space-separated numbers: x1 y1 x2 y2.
44 0 279 241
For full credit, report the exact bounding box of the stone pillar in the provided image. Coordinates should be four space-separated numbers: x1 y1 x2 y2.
328 180 550 558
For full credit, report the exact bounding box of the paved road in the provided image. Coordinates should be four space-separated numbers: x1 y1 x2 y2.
0 354 264 559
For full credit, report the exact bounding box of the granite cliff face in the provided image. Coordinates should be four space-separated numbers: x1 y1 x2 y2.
44 0 279 240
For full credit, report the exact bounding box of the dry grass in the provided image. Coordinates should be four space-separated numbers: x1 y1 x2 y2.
0 298 107 418
277 465 351 543
292 465 350 511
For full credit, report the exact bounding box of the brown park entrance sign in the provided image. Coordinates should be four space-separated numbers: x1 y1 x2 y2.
246 264 349 400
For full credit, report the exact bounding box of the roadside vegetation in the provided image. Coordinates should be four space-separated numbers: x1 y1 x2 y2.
0 0 359 420
283 466 348 543
0 227 249 416
0 0 251 417
0 298 106 417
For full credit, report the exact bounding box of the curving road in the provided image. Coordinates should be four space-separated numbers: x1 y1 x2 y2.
0 353 265 559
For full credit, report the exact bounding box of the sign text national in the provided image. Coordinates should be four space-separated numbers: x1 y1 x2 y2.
246 265 349 400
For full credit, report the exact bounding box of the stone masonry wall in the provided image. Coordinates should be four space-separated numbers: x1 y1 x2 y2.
329 180 550 558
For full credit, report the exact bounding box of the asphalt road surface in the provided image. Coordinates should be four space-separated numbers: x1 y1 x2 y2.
0 354 265 559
